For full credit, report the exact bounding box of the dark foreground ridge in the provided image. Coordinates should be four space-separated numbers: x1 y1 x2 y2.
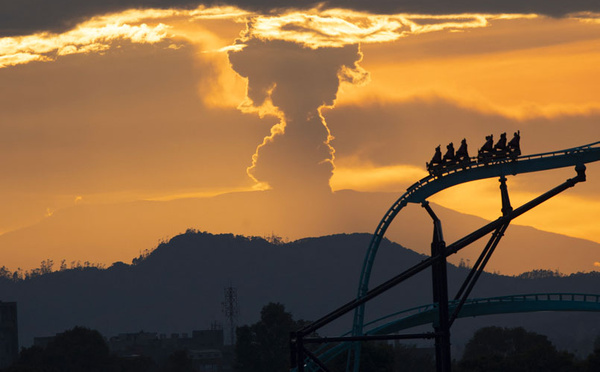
1 231 599 355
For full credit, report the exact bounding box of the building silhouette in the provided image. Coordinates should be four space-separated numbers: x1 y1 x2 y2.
109 328 230 371
0 302 18 369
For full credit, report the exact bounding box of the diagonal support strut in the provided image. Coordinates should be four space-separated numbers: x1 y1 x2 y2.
291 165 587 372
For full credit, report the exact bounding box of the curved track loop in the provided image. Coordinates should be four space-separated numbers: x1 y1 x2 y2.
353 141 600 336
311 293 600 369
368 292 600 335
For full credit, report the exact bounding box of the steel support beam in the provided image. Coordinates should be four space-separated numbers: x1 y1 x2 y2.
423 202 451 372
291 165 586 371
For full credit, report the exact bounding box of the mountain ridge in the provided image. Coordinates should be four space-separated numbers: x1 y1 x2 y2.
1 190 598 275
2 230 599 357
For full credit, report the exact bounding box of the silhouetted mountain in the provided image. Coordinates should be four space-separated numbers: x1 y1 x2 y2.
1 231 599 357
1 190 599 276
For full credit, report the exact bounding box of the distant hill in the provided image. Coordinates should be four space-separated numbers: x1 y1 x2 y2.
0 190 599 275
1 231 599 357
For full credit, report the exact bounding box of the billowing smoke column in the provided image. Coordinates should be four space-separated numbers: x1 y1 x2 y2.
229 39 367 194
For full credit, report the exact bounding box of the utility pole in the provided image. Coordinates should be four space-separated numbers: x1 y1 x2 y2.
222 284 239 345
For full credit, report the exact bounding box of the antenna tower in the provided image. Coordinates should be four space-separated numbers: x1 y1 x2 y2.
221 283 239 345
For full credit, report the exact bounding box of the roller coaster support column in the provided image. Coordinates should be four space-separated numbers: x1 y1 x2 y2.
422 202 452 372
500 176 513 216
290 331 304 372
291 165 587 372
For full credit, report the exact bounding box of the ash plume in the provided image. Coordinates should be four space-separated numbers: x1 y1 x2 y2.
229 39 368 194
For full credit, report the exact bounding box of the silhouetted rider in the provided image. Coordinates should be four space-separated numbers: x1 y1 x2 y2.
480 134 493 153
508 130 521 155
456 138 469 160
443 143 455 163
430 145 442 166
494 132 507 151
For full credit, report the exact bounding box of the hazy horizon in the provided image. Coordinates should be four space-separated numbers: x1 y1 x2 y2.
2 3 600 274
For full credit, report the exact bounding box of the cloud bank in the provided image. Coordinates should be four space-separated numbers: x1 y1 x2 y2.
1 7 536 69
2 0 600 37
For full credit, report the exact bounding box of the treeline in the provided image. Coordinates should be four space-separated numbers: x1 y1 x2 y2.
0 230 292 282
0 229 196 280
2 327 196 372
234 303 436 372
3 260 591 282
454 326 600 372
3 303 600 371
0 259 106 282
234 302 600 372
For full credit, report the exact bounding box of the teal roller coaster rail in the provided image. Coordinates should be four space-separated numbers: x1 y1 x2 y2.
309 293 600 369
369 292 600 335
290 140 600 372
354 141 600 336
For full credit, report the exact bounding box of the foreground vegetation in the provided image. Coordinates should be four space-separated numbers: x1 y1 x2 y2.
234 302 600 372
4 304 600 372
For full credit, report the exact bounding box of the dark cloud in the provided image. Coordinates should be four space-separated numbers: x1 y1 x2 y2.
330 0 600 18
2 0 600 37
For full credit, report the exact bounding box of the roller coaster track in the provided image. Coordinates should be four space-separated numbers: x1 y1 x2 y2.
353 141 600 336
369 292 600 335
310 293 600 368
291 141 600 372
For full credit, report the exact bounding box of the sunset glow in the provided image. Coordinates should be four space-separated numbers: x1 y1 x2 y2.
0 7 542 68
1 3 599 272
429 176 600 243
331 164 428 191
0 21 169 68
246 10 537 48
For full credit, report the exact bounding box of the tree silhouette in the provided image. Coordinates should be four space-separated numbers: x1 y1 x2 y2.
7 326 110 372
161 349 193 372
456 326 576 372
234 302 304 372
582 335 600 372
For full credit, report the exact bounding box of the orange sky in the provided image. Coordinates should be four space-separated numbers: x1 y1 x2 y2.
1 6 599 271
